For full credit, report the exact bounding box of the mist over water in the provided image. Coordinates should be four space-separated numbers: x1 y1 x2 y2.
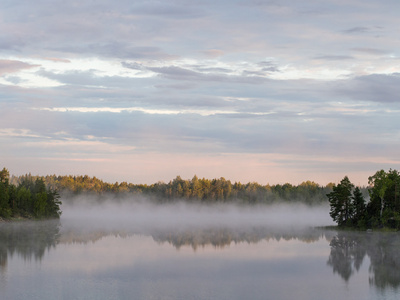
59 196 335 234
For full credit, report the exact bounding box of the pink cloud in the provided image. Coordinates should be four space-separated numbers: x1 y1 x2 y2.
0 59 40 76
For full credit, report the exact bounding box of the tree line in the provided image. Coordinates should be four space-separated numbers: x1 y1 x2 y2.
9 173 338 205
328 169 400 229
0 168 61 220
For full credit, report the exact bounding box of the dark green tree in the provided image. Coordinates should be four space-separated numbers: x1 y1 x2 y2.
0 168 11 218
327 176 354 226
34 191 47 218
16 186 33 215
351 187 366 227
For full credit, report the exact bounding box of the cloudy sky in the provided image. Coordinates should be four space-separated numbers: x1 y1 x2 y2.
1 0 399 186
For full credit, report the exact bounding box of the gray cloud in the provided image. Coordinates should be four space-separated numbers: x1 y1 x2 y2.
192 66 234 74
351 47 388 55
313 55 354 61
342 26 371 34
257 61 281 72
52 44 177 60
130 2 204 18
121 61 145 70
148 66 268 84
200 49 225 58
148 66 200 79
0 36 26 51
333 73 400 103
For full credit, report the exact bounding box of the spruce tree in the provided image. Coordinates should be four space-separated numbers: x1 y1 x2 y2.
351 187 366 227
327 176 354 226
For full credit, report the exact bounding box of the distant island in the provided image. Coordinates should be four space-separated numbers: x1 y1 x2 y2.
327 169 400 230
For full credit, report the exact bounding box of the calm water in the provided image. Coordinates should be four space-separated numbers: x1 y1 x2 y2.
1 206 400 300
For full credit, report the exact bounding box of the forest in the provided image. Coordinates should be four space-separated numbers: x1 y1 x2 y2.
0 166 341 220
0 168 62 220
6 166 400 228
9 172 337 205
328 169 400 229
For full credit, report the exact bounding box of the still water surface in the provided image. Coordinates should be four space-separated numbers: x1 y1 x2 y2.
0 212 399 300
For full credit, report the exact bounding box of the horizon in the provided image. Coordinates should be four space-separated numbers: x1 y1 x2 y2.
1 1 399 187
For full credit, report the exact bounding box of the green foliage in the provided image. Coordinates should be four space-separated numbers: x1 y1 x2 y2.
352 187 366 227
16 186 33 215
0 168 11 218
5 171 339 207
0 168 62 220
23 174 335 205
328 169 400 229
34 191 48 218
8 166 399 227
368 170 389 219
327 176 354 227
367 169 400 228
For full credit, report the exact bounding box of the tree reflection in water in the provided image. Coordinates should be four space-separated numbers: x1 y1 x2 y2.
0 220 60 272
2 220 400 292
327 230 400 290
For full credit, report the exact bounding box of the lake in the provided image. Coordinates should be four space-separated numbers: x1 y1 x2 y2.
0 202 399 300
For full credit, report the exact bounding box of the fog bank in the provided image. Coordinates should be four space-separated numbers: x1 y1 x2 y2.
60 196 334 234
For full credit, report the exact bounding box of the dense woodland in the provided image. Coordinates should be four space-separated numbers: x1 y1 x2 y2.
8 172 338 205
328 169 400 229
0 168 61 220
2 166 400 229
1 166 343 219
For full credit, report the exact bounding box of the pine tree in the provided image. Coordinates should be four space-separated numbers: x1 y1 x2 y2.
327 176 354 226
351 187 366 227
0 168 11 218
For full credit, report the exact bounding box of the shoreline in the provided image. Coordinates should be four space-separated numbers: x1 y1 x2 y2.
317 225 399 232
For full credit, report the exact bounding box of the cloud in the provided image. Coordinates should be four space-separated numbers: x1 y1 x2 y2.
52 43 178 60
201 49 225 58
42 57 71 63
0 36 26 51
1 0 400 186
0 128 43 139
121 61 145 70
342 26 370 34
332 73 400 103
314 55 354 61
351 48 388 55
0 60 40 75
148 65 268 84
37 106 242 116
257 61 281 73
130 2 203 19
148 66 202 79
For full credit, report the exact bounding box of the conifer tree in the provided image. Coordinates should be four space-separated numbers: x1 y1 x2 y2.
327 176 354 226
0 168 11 218
351 187 366 226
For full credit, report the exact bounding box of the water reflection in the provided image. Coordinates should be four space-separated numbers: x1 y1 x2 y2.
0 220 60 271
327 230 400 290
150 227 329 250
1 220 400 293
58 225 330 250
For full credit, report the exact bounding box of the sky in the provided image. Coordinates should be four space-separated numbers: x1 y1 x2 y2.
1 0 399 186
